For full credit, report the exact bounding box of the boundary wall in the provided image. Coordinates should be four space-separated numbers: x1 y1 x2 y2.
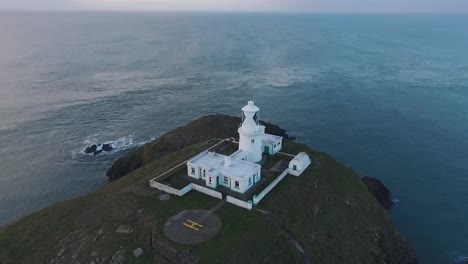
253 169 289 205
226 196 253 210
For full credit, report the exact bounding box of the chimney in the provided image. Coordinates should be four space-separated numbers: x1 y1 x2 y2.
224 156 232 167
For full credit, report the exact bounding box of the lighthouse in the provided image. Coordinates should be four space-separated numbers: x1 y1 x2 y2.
238 100 264 163
152 99 311 204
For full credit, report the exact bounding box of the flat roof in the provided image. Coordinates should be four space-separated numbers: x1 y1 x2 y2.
230 149 247 160
188 151 260 180
261 133 282 145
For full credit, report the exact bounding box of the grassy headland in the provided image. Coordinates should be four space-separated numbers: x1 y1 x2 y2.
0 116 417 264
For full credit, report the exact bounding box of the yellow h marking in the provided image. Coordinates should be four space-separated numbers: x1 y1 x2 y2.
183 219 203 231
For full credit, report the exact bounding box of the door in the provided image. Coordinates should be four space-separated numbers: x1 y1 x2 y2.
264 146 269 154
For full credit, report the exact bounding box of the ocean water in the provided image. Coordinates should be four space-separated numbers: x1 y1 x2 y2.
0 12 467 263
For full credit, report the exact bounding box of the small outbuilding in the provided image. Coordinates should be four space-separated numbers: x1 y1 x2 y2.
288 152 311 176
261 134 283 156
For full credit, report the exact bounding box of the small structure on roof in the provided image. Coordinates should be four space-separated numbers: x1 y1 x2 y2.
288 152 312 176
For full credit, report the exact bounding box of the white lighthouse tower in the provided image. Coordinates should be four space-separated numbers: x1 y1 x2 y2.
238 100 264 163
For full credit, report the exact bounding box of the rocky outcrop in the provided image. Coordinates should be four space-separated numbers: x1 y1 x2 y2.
102 144 113 152
85 145 98 154
362 176 393 209
85 144 113 156
106 114 294 181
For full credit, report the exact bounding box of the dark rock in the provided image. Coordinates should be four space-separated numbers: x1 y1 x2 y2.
86 143 113 156
102 144 113 152
85 145 98 154
106 114 294 181
362 176 393 209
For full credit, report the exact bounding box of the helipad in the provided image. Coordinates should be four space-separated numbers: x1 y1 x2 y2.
163 210 221 244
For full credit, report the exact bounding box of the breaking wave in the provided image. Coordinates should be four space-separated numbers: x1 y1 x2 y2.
71 134 154 159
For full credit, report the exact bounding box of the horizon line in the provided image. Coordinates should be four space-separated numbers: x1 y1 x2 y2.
1 9 468 15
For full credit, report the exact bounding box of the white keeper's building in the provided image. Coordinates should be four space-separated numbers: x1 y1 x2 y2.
187 100 283 193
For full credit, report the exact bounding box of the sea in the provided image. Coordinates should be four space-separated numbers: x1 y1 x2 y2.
0 12 467 263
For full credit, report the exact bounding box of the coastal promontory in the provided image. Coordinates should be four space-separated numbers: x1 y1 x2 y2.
0 115 417 264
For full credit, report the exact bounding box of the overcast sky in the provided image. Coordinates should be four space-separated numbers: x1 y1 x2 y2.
1 0 468 13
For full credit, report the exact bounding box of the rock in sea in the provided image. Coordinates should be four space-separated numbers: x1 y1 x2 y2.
85 143 113 156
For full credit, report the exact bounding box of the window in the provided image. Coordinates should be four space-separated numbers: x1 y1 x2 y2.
253 112 259 125
209 177 212 183
191 167 195 174
248 177 252 185
293 165 297 171
224 176 228 183
234 181 239 189
251 139 255 143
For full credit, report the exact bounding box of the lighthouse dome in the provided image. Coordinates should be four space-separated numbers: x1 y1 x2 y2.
242 101 260 113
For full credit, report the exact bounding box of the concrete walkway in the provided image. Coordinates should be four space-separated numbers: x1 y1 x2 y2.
208 198 227 213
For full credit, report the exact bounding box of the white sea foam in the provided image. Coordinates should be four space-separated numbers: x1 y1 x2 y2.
71 134 155 159
261 67 313 88
391 197 400 203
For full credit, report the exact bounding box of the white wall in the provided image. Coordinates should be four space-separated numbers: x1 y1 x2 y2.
192 183 223 199
239 133 263 162
253 169 289 205
187 163 199 179
149 180 192 196
255 168 261 182
230 166 260 193
230 176 248 193
204 173 218 189
288 160 300 176
218 173 231 188
272 140 282 155
179 184 193 196
149 181 222 199
226 195 253 210
262 138 282 156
